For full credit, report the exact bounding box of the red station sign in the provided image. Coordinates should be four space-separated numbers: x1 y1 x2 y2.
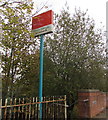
32 10 53 36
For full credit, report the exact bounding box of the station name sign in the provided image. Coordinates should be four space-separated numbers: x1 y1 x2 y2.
32 10 54 36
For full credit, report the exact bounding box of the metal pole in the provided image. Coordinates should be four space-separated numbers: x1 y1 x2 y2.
106 2 108 66
39 34 44 120
106 2 108 106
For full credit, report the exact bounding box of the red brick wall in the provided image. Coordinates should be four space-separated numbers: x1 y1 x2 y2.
106 93 108 108
89 92 106 118
78 90 106 118
78 92 90 118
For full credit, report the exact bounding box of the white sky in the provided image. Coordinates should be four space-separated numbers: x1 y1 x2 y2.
33 0 107 29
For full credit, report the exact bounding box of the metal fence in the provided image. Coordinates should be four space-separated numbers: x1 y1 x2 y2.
1 95 67 119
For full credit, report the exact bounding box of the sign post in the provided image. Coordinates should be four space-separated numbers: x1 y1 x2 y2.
32 10 53 119
39 34 44 119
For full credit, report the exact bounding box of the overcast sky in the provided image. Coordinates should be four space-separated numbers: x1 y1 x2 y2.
33 0 107 29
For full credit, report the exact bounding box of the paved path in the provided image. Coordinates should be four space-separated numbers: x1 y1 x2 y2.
94 109 108 119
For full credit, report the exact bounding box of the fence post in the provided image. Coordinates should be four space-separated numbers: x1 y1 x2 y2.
0 99 2 120
18 98 21 119
13 98 16 119
25 98 28 120
36 97 38 119
29 98 31 119
4 99 7 119
32 97 35 118
64 95 67 119
10 98 13 119
52 96 54 119
22 98 25 119
45 97 48 119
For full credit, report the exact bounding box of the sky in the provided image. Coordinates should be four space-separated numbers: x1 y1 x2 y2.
33 0 107 29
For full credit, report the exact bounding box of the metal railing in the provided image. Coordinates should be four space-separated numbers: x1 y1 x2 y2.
1 95 67 119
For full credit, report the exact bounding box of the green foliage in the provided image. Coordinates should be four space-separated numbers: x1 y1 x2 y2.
44 8 106 97
15 50 40 97
1 1 37 99
1 2 106 101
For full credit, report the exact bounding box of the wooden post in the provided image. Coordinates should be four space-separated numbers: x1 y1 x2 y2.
22 98 25 119
0 99 2 119
18 98 20 119
10 98 13 119
29 98 31 119
25 98 28 119
52 96 54 119
57 96 59 118
43 96 45 118
64 95 67 119
35 97 38 119
32 97 35 118
48 97 51 118
13 98 16 119
4 99 7 119
45 97 48 119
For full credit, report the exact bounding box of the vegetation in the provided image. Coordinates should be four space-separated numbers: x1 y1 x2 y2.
44 8 106 97
1 1 106 103
1 1 37 99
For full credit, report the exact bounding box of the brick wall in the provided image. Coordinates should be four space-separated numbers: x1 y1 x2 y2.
78 91 90 118
106 93 108 108
78 89 106 118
